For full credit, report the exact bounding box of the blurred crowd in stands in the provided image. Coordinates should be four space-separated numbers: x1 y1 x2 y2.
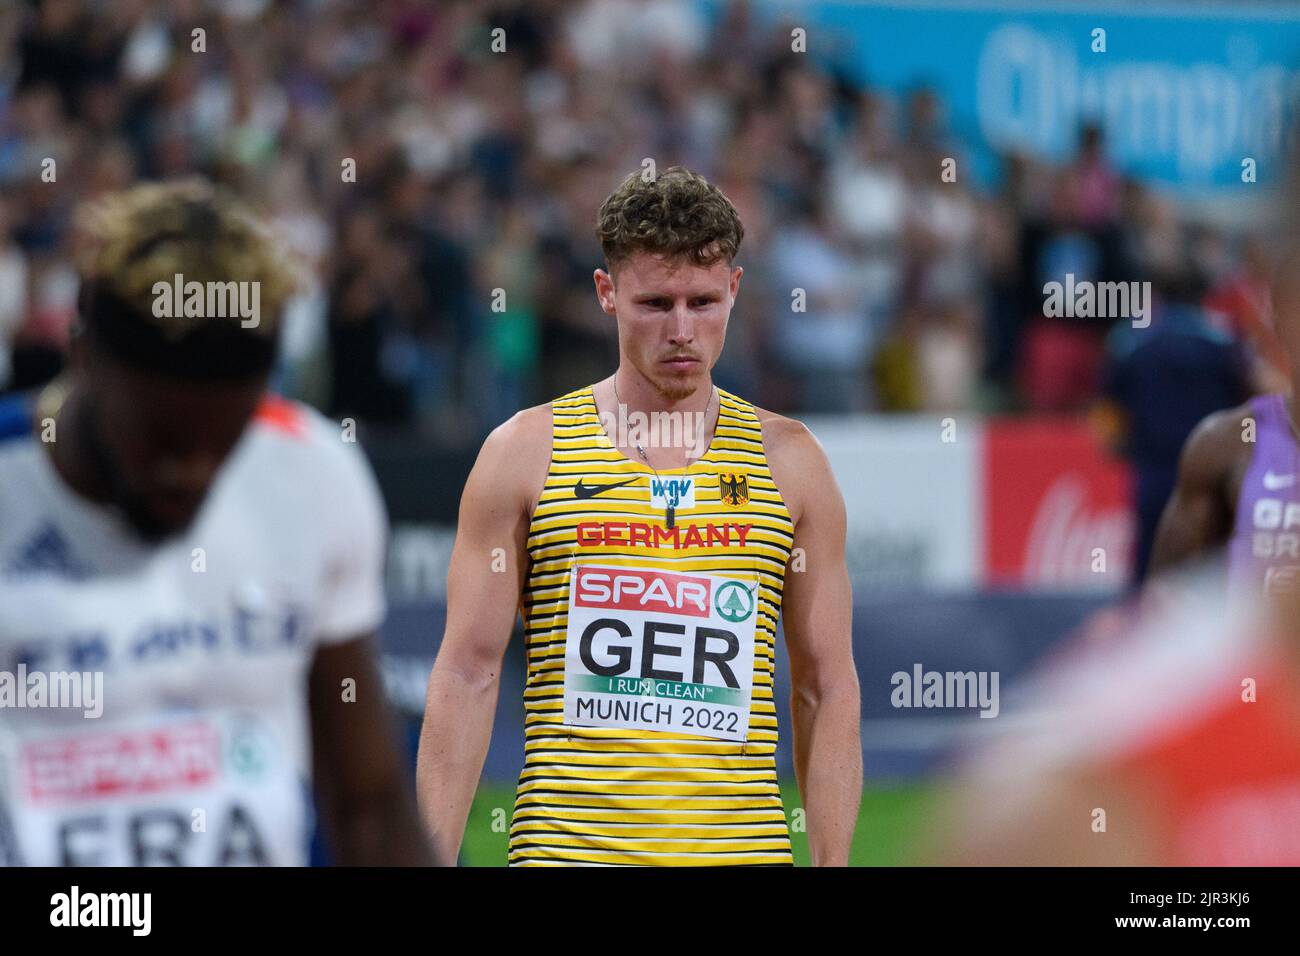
0 0 1285 449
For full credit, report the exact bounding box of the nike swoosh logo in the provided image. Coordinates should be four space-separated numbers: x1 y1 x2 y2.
574 476 640 499
1264 471 1296 491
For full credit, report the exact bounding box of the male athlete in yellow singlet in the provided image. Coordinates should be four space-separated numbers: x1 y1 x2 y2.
416 167 862 865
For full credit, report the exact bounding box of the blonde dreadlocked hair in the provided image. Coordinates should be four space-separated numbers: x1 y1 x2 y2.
74 178 299 342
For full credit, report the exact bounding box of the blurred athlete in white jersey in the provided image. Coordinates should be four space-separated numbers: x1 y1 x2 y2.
0 180 431 866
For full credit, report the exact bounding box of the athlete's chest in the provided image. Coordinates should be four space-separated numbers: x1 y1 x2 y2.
1226 419 1300 594
0 445 323 867
0 462 328 712
1231 425 1300 536
530 435 790 740
535 465 789 553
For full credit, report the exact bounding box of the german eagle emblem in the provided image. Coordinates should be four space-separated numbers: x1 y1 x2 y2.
719 473 749 507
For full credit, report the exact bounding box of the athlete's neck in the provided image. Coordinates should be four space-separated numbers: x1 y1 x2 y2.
595 368 720 470
610 367 714 415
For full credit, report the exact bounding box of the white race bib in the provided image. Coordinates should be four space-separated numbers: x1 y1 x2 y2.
1 711 307 866
563 564 758 741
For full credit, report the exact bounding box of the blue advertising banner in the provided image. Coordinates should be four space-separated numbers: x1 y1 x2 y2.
708 1 1300 191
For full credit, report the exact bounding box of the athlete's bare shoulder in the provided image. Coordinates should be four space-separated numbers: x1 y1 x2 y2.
469 401 553 519
751 405 818 455
1149 401 1257 574
485 401 553 450
1180 400 1257 489
751 405 836 526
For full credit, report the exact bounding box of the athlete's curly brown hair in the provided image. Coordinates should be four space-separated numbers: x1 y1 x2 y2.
596 166 744 271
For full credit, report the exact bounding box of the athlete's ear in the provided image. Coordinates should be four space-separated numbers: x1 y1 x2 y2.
593 267 618 316
728 265 743 303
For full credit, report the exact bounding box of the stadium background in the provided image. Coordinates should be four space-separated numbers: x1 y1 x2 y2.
1 0 1297 864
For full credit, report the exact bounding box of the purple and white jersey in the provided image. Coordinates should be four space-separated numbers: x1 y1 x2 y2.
1228 393 1300 596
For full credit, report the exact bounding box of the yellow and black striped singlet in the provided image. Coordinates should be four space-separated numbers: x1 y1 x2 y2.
510 384 795 865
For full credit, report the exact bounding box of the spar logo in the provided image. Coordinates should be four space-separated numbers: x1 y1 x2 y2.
716 581 755 622
574 566 710 617
24 722 220 804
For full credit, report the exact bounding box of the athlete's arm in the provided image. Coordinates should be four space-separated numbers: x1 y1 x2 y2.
763 413 862 866
307 434 433 865
1148 407 1245 575
416 405 550 865
308 634 433 864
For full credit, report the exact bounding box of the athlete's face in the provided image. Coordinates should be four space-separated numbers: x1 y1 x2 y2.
595 253 741 402
79 350 266 542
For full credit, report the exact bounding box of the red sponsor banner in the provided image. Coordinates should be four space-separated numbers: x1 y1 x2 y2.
573 565 712 617
983 418 1135 588
23 721 221 804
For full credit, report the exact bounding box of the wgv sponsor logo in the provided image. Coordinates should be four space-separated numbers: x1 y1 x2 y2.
650 476 695 510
